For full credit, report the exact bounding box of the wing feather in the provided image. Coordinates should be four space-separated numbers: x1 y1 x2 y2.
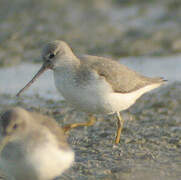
79 55 165 93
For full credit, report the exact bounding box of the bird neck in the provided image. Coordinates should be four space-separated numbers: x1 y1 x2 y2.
54 55 80 73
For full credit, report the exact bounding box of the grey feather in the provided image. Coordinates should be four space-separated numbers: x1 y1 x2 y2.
78 55 166 93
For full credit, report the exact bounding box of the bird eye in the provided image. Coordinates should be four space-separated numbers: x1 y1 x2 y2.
49 53 55 59
12 124 18 130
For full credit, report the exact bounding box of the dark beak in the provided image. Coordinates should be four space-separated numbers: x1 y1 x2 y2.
16 62 50 97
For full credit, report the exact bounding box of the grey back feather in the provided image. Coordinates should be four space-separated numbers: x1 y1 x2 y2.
78 55 165 93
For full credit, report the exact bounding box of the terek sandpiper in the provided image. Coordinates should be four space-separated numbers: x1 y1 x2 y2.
0 107 74 180
16 40 166 144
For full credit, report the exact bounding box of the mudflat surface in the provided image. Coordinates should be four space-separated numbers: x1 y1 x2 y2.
0 83 180 180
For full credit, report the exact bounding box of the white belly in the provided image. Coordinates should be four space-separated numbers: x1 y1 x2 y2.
54 70 114 113
54 71 161 114
0 141 74 180
27 143 74 180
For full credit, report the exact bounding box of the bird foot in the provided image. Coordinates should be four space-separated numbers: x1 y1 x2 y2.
62 125 72 134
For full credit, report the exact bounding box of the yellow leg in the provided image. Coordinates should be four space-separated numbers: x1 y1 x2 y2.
63 115 96 133
115 112 124 144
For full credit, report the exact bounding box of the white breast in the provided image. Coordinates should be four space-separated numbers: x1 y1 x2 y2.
27 142 74 180
54 70 162 114
54 70 114 113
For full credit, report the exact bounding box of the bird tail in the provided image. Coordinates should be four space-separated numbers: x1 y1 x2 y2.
152 77 167 85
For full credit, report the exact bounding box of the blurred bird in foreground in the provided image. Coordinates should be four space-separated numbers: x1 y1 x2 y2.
0 107 74 180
